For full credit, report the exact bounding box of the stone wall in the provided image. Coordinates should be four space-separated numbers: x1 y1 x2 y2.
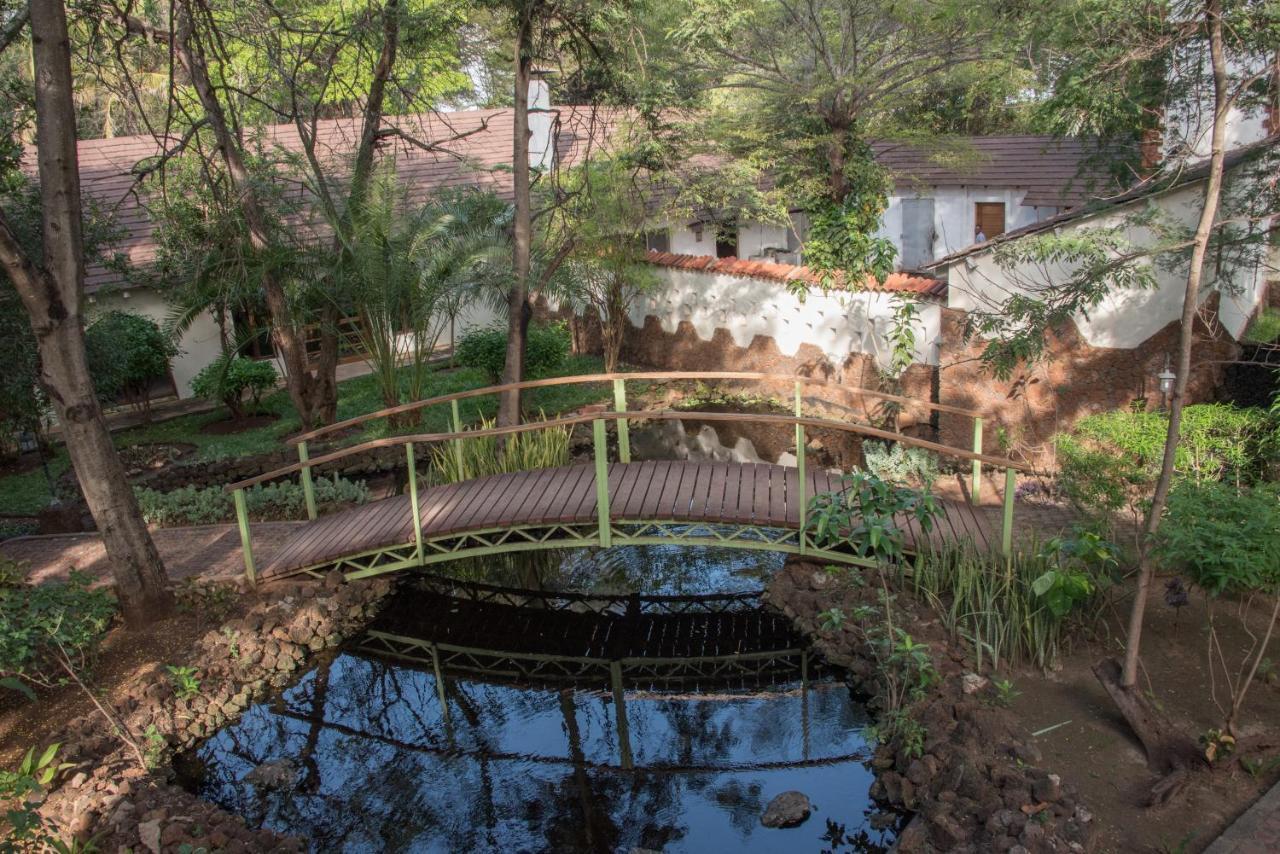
38 574 392 852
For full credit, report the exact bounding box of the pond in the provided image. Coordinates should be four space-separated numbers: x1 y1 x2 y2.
178 542 901 853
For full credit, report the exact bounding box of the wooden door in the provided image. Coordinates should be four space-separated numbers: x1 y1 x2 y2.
974 202 1005 242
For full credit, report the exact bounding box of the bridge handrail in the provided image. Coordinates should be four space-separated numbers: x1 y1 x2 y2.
226 407 1029 493
288 370 983 447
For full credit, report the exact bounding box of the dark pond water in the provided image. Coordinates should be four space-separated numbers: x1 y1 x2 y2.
180 542 900 853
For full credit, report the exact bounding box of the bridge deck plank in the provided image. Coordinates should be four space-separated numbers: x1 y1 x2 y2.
259 461 1009 579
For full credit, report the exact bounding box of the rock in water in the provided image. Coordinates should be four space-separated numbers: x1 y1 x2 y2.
246 757 299 790
761 791 812 828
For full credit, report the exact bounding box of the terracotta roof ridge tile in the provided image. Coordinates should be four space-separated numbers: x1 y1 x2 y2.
643 250 946 299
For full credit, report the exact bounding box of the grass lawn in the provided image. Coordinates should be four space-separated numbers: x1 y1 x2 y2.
1244 306 1280 344
0 355 618 516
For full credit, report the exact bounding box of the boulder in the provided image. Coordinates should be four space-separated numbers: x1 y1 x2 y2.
761 791 812 828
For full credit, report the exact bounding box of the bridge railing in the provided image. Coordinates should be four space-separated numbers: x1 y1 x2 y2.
223 373 1027 584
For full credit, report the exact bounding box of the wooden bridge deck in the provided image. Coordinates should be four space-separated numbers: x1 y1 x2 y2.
261 461 1001 579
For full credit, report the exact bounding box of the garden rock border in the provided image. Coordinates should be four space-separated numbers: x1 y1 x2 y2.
36 572 393 852
766 559 1096 853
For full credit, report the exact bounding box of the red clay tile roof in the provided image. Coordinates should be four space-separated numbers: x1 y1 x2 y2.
58 107 621 291
644 251 948 300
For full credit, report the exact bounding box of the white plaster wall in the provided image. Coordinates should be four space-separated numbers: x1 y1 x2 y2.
944 181 1271 348
86 287 222 398
1164 48 1274 163
633 267 942 370
664 186 1057 268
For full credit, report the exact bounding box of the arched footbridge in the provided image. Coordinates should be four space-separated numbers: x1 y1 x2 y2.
223 372 1031 584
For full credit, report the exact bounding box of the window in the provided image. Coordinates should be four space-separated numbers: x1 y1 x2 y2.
974 202 1006 242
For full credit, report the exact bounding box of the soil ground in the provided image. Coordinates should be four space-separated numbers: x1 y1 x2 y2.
1006 578 1280 853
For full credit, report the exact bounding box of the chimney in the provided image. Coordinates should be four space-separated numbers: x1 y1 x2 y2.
528 68 555 172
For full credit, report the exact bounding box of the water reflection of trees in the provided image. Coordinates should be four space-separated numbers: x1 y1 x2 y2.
189 652 890 853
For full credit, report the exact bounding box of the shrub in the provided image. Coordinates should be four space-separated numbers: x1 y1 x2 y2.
455 322 570 383
0 571 117 691
1053 403 1276 525
135 475 369 526
84 311 177 413
1155 480 1280 596
191 354 279 420
806 471 939 561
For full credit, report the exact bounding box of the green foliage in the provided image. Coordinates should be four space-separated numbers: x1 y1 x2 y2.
1 743 73 852
429 412 571 484
1155 480 1280 597
0 571 117 690
1054 403 1276 522
190 355 278 420
454 322 570 383
135 475 369 527
801 175 898 288
1244 307 1280 345
907 534 1110 670
166 665 201 700
806 471 939 561
84 311 177 407
991 678 1020 707
863 441 940 490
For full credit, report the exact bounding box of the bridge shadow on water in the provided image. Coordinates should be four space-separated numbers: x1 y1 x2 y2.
178 543 905 853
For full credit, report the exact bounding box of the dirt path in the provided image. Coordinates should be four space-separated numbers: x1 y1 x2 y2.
1 522 306 585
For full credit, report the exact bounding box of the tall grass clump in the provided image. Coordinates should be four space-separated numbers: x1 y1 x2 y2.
429 412 571 484
904 532 1114 671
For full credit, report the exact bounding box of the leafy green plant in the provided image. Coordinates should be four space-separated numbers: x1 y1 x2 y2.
1 744 71 851
190 355 278 421
991 678 1021 707
84 311 177 416
455 322 570 383
142 725 167 771
1155 480 1280 735
863 441 939 490
807 471 938 561
1030 568 1095 619
166 665 201 700
429 411 570 484
818 608 846 631
0 571 117 691
135 475 369 526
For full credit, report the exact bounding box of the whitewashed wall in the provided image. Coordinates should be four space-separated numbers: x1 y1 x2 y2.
86 287 223 398
632 266 942 369
943 181 1272 348
663 186 1059 269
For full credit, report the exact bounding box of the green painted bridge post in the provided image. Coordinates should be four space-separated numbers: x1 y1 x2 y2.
593 419 612 548
1001 467 1016 557
971 417 984 506
613 378 631 463
610 660 634 769
794 380 807 554
298 441 317 521
233 488 256 586
406 443 423 563
449 399 464 474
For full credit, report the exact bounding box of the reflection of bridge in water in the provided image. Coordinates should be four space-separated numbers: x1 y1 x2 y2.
352 577 838 768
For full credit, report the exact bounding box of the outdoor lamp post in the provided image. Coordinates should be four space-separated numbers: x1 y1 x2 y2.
1158 356 1176 410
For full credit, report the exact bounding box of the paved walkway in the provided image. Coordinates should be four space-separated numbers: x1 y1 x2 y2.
1205 779 1280 854
1 522 305 586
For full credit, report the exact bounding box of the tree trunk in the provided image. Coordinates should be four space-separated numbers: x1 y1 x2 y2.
498 7 534 428
0 0 171 626
171 0 330 430
1120 0 1232 691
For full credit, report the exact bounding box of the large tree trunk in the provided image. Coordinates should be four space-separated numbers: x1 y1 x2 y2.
0 0 171 625
171 0 332 430
1120 0 1231 691
498 7 535 428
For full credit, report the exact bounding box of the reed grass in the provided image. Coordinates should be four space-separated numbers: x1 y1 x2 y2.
903 539 1080 672
429 412 572 484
